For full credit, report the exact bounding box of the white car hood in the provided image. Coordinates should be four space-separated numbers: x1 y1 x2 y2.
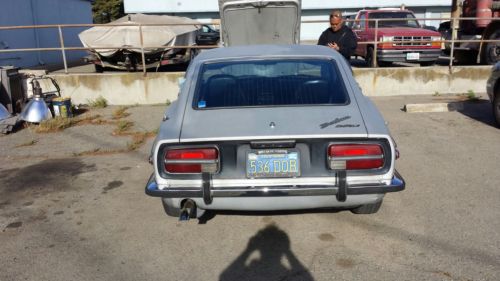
218 0 301 46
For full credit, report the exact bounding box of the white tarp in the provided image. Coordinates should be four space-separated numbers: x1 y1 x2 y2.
79 14 200 57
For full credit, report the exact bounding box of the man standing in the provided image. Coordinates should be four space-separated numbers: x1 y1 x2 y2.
317 10 358 61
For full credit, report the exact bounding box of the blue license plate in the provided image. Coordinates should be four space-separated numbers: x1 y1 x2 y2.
246 150 300 178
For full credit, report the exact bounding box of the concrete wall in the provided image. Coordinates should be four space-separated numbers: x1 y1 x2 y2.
352 66 491 96
0 0 93 68
40 66 490 106
43 72 185 105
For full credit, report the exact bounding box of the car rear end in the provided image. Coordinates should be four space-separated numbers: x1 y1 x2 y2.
145 47 405 218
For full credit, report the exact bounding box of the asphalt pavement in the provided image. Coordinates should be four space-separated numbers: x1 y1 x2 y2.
0 95 499 281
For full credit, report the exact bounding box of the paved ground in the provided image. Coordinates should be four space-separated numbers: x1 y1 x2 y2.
0 95 499 281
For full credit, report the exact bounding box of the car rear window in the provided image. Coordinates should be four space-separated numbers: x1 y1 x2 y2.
193 59 349 109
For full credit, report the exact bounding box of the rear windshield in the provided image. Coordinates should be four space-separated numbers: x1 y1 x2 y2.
193 59 349 109
369 12 420 28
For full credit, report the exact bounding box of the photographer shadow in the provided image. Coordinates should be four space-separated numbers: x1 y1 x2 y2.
219 224 314 281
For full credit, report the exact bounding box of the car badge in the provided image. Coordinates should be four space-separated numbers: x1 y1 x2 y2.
269 122 276 128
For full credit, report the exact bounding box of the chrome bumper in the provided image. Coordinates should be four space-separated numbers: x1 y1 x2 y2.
145 171 405 200
377 49 441 62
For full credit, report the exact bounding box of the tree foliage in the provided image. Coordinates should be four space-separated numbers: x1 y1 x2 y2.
92 0 125 23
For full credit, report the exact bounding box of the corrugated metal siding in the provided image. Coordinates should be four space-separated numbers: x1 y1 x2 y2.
0 0 92 68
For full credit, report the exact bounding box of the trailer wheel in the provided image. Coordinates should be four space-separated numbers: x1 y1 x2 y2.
94 64 104 73
483 30 500 65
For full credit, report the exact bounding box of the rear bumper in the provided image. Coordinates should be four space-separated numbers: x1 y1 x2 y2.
145 171 405 198
377 49 441 62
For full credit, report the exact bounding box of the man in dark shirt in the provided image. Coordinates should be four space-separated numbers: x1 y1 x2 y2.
317 10 358 61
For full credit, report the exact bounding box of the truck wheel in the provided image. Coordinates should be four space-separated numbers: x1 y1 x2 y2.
420 61 435 67
483 30 500 65
494 94 500 127
365 46 377 67
351 200 383 214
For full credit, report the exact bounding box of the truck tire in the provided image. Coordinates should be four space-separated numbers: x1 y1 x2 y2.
494 94 500 127
365 46 377 67
351 200 383 214
483 30 500 65
420 61 435 67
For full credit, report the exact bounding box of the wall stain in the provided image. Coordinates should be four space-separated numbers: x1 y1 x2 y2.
318 233 335 242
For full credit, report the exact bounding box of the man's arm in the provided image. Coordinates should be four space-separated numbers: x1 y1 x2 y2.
317 31 327 46
338 29 358 58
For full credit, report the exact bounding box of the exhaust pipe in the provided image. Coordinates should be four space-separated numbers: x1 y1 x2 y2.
179 199 196 221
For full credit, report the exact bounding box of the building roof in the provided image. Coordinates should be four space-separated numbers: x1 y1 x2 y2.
124 0 450 14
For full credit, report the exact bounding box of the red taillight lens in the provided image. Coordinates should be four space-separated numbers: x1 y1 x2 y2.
166 149 218 160
328 144 384 170
165 148 218 173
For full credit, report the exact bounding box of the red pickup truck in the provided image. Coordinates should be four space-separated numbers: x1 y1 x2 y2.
352 9 442 67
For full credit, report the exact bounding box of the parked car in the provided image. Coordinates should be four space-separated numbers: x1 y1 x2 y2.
352 8 442 67
145 44 405 219
196 25 220 46
486 61 500 126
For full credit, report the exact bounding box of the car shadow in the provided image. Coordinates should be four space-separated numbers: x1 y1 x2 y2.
449 100 497 128
197 208 344 224
219 224 314 281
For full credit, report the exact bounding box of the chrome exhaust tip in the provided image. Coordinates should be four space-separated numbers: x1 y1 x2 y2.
179 199 196 221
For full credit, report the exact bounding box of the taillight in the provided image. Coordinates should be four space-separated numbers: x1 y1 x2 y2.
328 144 384 170
165 147 219 173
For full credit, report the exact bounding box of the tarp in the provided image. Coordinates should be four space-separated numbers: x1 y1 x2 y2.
78 14 200 57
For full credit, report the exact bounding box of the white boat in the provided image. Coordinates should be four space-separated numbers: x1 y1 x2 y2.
78 14 201 71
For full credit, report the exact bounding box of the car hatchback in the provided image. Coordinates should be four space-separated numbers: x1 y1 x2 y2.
145 44 405 220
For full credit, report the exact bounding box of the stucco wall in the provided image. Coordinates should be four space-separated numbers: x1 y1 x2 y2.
38 66 490 106
0 0 92 68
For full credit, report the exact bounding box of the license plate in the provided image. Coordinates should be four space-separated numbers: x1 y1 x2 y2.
246 150 300 178
406 52 420 60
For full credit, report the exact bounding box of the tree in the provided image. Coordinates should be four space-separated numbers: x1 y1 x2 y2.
92 0 125 23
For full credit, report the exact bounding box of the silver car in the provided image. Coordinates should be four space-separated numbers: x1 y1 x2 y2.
145 44 405 219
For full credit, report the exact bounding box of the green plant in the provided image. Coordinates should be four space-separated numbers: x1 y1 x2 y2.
466 90 479 101
88 96 108 108
35 117 76 133
113 120 134 135
433 91 440 96
166 99 172 106
126 131 157 151
112 106 130 119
